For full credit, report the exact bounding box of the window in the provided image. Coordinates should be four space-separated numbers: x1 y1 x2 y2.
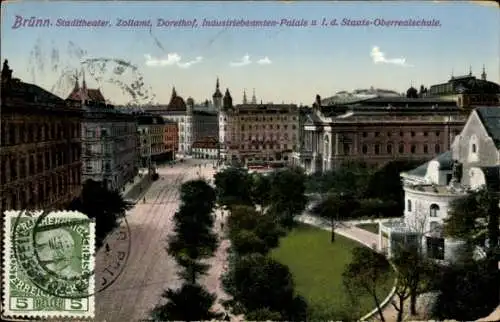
375 132 380 137
423 131 428 137
387 132 392 137
411 145 416 154
407 199 412 212
399 144 405 154
400 131 404 137
423 145 428 153
411 131 416 137
362 145 368 154
435 131 440 137
344 143 350 155
387 144 393 154
374 144 380 155
426 237 445 260
472 144 477 153
362 132 367 138
435 144 440 153
430 204 439 217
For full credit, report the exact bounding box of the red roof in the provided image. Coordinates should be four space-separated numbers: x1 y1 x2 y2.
67 85 105 102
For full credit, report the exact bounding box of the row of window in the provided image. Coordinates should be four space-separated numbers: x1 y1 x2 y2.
336 143 442 156
238 144 293 151
361 130 459 138
360 143 442 155
1 121 80 146
1 147 80 184
407 200 440 217
241 124 297 131
237 116 297 122
1 169 80 212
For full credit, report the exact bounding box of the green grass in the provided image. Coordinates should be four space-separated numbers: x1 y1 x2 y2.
271 223 395 321
356 222 380 234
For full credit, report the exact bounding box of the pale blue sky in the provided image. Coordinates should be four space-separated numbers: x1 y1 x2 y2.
1 1 499 105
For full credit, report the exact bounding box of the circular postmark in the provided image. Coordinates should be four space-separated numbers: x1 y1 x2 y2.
12 210 131 298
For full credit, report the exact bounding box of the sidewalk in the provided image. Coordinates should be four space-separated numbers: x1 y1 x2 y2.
121 169 153 203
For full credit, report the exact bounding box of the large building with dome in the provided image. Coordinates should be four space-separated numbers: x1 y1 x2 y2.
380 106 500 263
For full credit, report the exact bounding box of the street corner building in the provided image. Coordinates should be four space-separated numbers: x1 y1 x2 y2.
136 113 177 167
67 74 138 192
0 60 83 214
216 80 301 166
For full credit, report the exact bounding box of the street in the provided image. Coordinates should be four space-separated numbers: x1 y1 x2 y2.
94 159 227 322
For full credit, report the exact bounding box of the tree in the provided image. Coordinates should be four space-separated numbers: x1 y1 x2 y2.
250 173 272 212
391 245 437 320
214 166 253 208
343 247 391 322
445 187 500 267
311 193 359 242
227 205 284 256
150 283 222 321
433 259 498 320
167 180 218 284
69 179 133 247
245 308 283 321
223 253 307 320
268 167 307 228
365 160 424 213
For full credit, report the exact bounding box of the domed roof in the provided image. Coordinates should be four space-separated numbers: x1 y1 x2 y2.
406 86 418 98
168 87 186 111
186 97 194 106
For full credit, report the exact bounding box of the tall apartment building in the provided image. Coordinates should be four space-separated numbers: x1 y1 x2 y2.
68 78 138 191
0 60 83 212
216 80 300 164
163 120 178 161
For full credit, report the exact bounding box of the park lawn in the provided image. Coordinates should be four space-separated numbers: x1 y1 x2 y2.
356 222 380 234
271 223 395 321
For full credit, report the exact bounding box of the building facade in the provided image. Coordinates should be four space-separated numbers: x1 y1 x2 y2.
0 60 83 213
137 114 171 165
192 136 219 159
217 83 300 164
427 67 500 108
294 92 469 173
381 106 500 263
145 87 218 155
68 80 138 192
163 120 178 161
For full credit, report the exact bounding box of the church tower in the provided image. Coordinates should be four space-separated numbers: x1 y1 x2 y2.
481 65 487 81
251 88 257 104
243 89 248 104
212 78 223 110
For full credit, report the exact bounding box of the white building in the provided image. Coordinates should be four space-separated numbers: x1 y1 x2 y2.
380 106 500 263
192 136 218 159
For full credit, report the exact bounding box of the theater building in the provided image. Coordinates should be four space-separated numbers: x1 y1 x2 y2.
0 60 83 213
294 90 469 173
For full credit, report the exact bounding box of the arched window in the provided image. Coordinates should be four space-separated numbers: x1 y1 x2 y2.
387 144 393 154
374 144 380 155
399 144 405 154
411 145 416 154
472 144 477 153
362 145 368 154
407 199 412 212
430 204 440 217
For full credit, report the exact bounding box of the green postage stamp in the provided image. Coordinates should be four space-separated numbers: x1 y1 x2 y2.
2 210 95 319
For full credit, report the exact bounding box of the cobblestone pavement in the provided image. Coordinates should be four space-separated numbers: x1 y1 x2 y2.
94 159 226 322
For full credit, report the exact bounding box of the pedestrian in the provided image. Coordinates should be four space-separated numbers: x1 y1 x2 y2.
220 222 224 231
143 197 146 203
